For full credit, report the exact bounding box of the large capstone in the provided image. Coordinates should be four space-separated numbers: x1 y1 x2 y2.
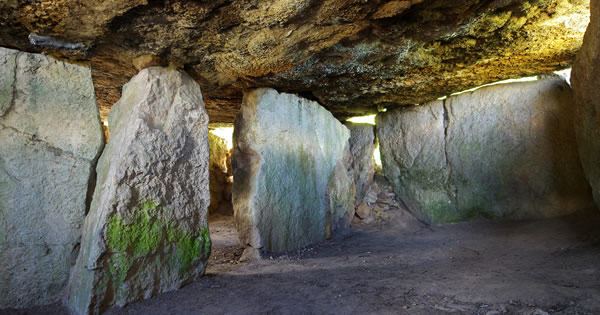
344 122 376 205
232 88 352 253
0 0 589 122
0 48 104 308
64 67 210 315
377 76 594 223
572 0 600 210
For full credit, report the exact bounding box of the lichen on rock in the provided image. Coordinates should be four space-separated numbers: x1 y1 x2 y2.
105 197 210 292
64 67 210 315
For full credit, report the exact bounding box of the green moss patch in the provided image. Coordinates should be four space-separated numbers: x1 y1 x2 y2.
105 197 210 290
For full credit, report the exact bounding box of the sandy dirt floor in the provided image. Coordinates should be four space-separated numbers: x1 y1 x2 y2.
4 205 600 315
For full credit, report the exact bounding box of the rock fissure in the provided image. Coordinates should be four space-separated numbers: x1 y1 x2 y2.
1 51 18 118
441 99 459 209
0 155 21 185
7 52 18 117
442 99 450 168
0 122 82 160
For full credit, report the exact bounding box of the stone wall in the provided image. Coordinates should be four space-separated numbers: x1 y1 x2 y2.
64 67 210 314
232 88 352 253
377 77 594 223
572 0 600 210
0 48 104 308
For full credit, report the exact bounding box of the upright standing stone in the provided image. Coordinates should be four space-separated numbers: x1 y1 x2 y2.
344 123 376 205
378 77 594 223
233 88 352 253
208 132 230 214
377 102 450 223
327 144 356 236
0 48 104 308
572 0 600 209
64 67 210 315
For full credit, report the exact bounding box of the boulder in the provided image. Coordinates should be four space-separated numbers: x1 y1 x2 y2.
378 77 594 223
64 67 210 315
232 88 352 253
0 48 104 308
572 0 600 209
344 123 376 205
355 202 371 220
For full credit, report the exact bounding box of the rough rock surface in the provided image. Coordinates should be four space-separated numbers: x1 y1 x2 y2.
0 0 589 122
572 0 600 209
0 47 104 308
378 76 594 223
345 122 376 205
232 88 351 253
327 144 356 237
64 67 210 315
208 132 231 214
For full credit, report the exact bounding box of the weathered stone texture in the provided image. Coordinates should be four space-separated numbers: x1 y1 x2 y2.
327 144 356 237
209 132 231 214
232 88 351 252
0 47 104 308
378 77 594 223
572 0 600 209
0 0 589 122
377 102 449 223
344 122 376 205
64 67 210 315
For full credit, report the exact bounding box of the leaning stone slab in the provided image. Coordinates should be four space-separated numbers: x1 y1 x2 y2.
64 67 210 315
378 76 594 223
0 48 104 308
572 0 600 209
232 88 352 253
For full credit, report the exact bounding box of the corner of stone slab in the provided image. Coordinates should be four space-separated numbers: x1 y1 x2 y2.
239 247 263 262
62 271 96 315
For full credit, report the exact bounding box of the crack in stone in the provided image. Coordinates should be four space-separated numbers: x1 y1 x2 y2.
1 52 19 118
442 99 449 168
0 156 21 184
442 99 459 207
0 122 85 161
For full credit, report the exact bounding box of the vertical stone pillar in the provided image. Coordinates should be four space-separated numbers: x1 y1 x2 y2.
0 48 104 308
64 67 210 314
232 88 352 253
572 0 600 210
